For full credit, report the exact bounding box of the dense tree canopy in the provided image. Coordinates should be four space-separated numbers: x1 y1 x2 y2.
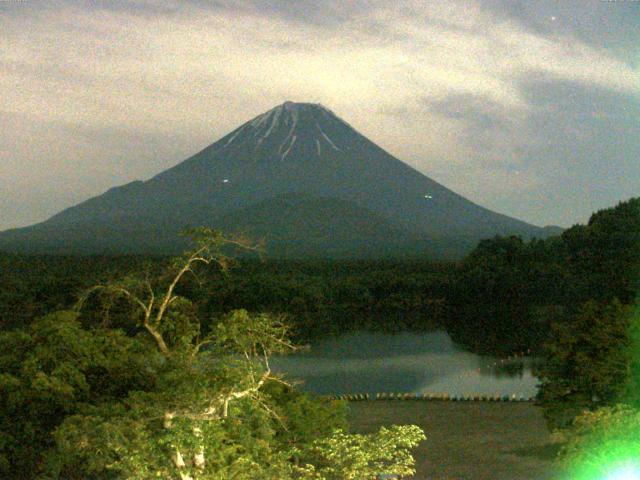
535 300 633 430
534 198 640 429
0 229 425 479
0 310 153 478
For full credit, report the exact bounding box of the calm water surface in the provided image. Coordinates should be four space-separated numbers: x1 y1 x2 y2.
271 331 539 397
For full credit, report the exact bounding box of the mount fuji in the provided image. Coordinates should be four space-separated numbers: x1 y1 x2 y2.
0 102 559 258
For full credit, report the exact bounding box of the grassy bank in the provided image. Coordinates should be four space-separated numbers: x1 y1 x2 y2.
347 401 557 480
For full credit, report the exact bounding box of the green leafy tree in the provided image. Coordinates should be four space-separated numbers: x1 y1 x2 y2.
0 311 153 479
536 299 633 430
295 425 425 480
1 228 425 479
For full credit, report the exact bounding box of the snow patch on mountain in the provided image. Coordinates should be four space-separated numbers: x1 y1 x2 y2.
222 101 351 157
261 107 281 140
223 124 246 147
281 135 297 160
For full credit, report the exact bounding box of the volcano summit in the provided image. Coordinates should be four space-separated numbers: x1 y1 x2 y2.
0 102 558 258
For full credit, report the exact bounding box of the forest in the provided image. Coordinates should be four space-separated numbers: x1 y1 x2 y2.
0 197 638 479
2 198 638 356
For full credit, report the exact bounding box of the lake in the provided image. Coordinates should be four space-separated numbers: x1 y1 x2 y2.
271 331 539 397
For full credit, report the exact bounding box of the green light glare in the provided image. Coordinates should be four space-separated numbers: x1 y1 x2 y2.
562 304 640 480
606 464 640 480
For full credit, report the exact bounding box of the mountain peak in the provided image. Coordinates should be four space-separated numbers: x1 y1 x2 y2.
217 101 352 160
281 100 321 107
269 101 335 119
280 100 329 110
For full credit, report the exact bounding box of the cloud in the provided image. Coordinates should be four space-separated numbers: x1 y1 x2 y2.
0 0 637 229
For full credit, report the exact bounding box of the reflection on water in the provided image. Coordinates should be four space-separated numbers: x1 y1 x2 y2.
270 331 539 397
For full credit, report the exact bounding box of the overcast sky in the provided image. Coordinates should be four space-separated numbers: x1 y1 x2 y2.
1 0 638 230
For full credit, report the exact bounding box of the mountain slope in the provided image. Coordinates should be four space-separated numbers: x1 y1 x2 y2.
0 102 556 257
213 193 477 259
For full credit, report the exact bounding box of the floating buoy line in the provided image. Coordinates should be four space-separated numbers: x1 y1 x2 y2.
325 392 535 402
